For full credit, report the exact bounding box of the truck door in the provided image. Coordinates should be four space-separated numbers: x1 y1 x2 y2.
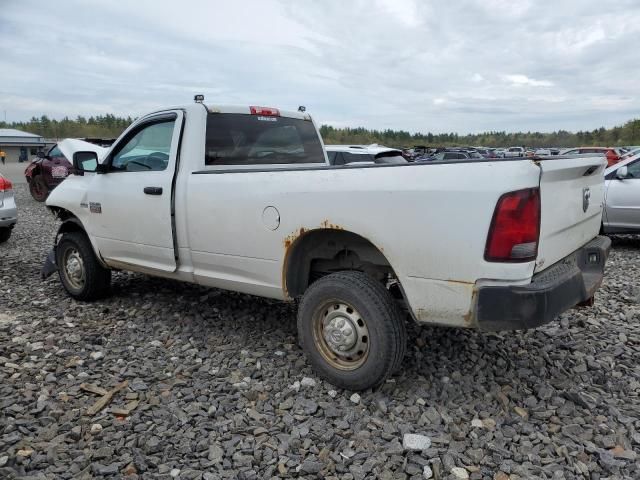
86 111 183 272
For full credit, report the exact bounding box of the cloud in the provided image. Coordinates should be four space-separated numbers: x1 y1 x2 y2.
503 74 554 88
0 0 639 134
374 0 422 27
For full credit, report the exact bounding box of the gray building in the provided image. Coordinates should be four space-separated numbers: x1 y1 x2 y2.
0 128 47 163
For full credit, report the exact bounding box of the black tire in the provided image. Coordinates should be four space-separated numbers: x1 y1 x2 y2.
297 271 407 391
56 231 111 301
0 227 11 244
29 174 48 202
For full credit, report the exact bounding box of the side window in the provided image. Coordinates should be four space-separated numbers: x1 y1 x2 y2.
49 146 64 158
111 119 175 172
326 151 338 164
627 161 640 178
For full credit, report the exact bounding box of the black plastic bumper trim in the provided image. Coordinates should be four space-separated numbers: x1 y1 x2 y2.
475 235 611 331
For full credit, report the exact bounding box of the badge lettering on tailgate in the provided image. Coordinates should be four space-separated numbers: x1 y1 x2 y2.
89 202 102 214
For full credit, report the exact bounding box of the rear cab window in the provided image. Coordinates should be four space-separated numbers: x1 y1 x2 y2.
205 113 326 167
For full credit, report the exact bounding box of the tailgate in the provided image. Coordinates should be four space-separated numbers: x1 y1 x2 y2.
535 156 606 273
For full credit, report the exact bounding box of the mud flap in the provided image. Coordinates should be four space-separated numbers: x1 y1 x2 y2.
41 248 57 280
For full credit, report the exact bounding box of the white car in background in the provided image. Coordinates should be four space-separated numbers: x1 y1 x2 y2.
535 148 551 156
503 147 525 158
325 144 406 166
603 153 640 233
0 173 17 243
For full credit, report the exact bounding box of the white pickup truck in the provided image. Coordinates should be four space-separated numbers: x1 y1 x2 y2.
43 99 611 390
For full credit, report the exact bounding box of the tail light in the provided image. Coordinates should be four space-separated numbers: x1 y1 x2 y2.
0 176 12 192
485 188 540 262
250 106 280 117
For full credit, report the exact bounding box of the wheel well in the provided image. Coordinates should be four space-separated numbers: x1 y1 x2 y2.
284 229 397 298
27 165 41 180
49 208 85 235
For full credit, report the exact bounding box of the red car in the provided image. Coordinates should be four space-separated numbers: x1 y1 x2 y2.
24 139 107 202
24 144 72 201
561 147 627 167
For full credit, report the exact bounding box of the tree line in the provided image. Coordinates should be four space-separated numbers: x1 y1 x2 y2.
1 115 134 140
2 114 639 148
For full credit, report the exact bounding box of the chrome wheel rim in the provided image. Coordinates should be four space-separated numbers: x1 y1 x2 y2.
62 247 85 290
312 300 369 370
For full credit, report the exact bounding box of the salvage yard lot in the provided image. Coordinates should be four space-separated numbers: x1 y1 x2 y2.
1 184 639 479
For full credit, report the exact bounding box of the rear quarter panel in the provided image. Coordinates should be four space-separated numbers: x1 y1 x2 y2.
182 159 542 327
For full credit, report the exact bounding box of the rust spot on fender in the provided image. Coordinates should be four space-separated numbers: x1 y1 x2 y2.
320 219 344 230
463 287 478 328
281 222 346 300
281 227 309 300
283 227 307 249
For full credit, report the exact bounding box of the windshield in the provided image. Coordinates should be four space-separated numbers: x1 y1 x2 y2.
205 114 325 165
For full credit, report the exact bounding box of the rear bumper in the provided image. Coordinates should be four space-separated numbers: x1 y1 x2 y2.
475 235 611 331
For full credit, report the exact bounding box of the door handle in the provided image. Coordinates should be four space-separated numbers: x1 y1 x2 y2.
144 186 163 195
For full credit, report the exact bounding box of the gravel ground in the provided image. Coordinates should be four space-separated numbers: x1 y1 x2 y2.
1 184 639 480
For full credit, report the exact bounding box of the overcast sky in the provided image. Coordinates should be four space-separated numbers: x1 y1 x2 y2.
1 0 639 133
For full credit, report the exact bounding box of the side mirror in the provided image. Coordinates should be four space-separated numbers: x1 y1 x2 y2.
72 151 99 176
616 166 629 180
37 151 46 159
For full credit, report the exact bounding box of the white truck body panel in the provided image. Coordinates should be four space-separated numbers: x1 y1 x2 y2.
46 103 607 329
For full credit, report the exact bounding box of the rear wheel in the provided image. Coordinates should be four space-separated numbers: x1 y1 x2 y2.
297 271 406 391
0 227 12 243
29 175 48 202
56 232 111 300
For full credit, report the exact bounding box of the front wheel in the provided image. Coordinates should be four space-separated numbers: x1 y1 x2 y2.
29 175 48 202
56 232 111 300
297 271 406 391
